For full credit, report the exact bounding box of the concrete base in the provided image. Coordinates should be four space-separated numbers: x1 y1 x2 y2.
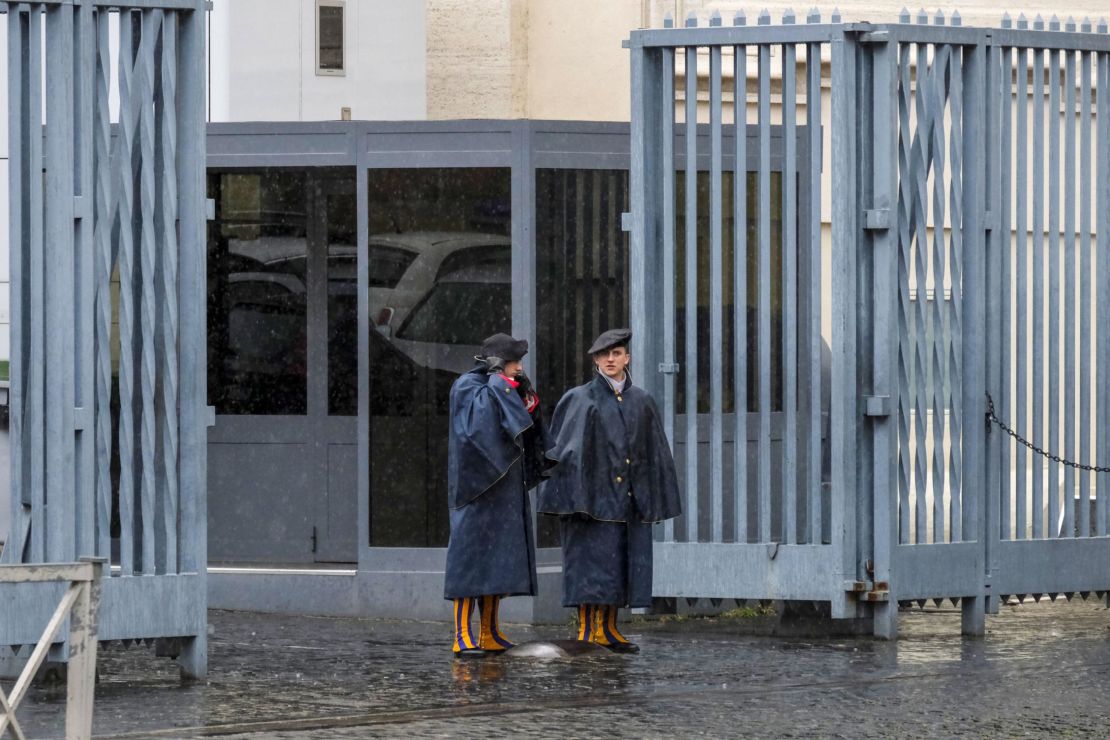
207 561 574 625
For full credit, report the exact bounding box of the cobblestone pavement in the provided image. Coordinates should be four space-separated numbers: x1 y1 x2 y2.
7 600 1110 738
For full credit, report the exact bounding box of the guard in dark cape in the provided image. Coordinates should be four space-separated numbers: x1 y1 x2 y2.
538 328 681 653
444 332 551 657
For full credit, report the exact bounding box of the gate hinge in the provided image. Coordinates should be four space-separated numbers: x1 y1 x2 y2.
206 406 217 428
863 395 891 417
863 208 890 230
621 212 632 232
658 362 680 374
206 198 216 221
845 580 889 602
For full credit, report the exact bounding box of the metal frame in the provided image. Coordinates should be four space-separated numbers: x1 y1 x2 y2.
2 0 208 675
0 559 104 740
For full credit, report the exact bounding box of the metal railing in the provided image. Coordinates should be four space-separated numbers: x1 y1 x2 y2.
0 558 104 740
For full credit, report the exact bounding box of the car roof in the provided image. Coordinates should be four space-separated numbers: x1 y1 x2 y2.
368 231 511 257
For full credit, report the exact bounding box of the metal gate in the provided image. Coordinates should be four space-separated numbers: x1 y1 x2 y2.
0 0 208 675
629 10 1110 637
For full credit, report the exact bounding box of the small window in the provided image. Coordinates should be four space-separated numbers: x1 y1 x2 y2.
316 0 345 76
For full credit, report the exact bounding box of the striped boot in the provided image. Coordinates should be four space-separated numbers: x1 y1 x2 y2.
576 604 596 642
452 597 486 657
477 595 515 652
591 604 639 653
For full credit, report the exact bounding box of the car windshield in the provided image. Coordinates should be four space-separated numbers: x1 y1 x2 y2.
368 243 418 288
396 246 510 345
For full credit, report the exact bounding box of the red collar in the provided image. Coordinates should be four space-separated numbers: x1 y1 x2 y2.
497 373 520 388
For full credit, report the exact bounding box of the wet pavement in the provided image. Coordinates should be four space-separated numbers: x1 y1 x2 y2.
8 600 1110 738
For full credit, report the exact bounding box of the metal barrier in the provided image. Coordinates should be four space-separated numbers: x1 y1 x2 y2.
0 558 104 740
1 0 208 675
629 9 1110 637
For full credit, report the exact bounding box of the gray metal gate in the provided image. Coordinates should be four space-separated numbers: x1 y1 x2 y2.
629 10 1110 637
0 0 208 675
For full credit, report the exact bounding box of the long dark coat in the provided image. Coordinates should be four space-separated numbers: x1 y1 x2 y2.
443 366 549 600
539 373 681 607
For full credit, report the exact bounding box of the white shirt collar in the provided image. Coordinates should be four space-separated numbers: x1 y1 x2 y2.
599 369 627 394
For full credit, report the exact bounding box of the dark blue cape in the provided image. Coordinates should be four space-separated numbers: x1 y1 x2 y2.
443 366 549 600
538 373 682 523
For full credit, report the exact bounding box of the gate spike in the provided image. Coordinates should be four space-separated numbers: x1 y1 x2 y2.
831 7 841 23
685 10 698 27
782 8 795 24
1080 591 1091 600
950 597 961 608
1017 593 1026 604
899 8 911 23
916 598 927 609
1049 15 1060 31
686 597 700 606
1000 594 1010 605
1033 592 1043 603
710 597 723 607
1047 592 1058 602
1100 19 1109 33
663 11 674 28
733 9 747 26
1066 17 1077 32
1001 12 1011 29
950 9 961 26
807 7 820 24
1017 13 1028 30
1033 15 1044 30
1081 18 1092 33
709 9 722 26
758 8 771 25
1064 592 1074 602
934 9 945 26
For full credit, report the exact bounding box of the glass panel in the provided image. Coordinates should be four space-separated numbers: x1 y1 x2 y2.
207 170 308 415
327 180 358 416
367 168 512 547
318 4 344 71
535 168 629 547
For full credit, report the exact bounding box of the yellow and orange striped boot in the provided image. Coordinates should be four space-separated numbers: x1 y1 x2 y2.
590 604 639 653
452 597 486 657
477 595 515 652
575 604 596 642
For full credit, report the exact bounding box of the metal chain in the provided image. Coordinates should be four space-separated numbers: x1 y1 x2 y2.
985 393 1110 474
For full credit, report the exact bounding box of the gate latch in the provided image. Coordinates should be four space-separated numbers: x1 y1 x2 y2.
863 208 891 230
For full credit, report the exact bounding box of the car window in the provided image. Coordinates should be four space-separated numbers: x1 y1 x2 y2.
396 281 511 345
369 243 418 288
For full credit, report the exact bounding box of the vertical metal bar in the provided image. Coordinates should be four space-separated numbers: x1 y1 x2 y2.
176 0 209 679
1015 44 1029 540
27 4 45 564
74 0 97 563
709 41 724 544
948 45 965 544
158 10 180 570
999 45 1013 541
138 8 159 572
983 36 1002 610
1063 45 1077 539
115 11 138 575
1032 43 1045 539
1079 46 1093 539
1098 45 1110 538
733 37 748 544
930 45 951 543
661 45 676 543
6 5 26 565
829 31 859 618
960 34 988 635
44 1 77 563
92 8 113 563
684 41 699 542
914 39 932 543
1047 45 1061 538
896 41 912 545
806 38 822 545
757 40 772 543
782 40 798 544
870 38 900 639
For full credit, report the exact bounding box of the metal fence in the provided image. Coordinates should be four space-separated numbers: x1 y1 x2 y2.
629 9 1110 637
0 0 208 675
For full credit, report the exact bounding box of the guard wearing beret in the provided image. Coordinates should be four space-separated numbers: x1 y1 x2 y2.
539 329 682 652
444 333 551 657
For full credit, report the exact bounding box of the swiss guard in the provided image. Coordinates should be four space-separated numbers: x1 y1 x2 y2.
539 328 682 653
444 333 550 657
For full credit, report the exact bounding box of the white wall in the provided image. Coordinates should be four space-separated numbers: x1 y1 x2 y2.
213 0 427 122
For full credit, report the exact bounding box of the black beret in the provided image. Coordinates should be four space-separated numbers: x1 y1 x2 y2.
477 333 529 362
587 328 632 355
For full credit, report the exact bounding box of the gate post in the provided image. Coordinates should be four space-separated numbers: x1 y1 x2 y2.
960 35 990 636
864 36 900 640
